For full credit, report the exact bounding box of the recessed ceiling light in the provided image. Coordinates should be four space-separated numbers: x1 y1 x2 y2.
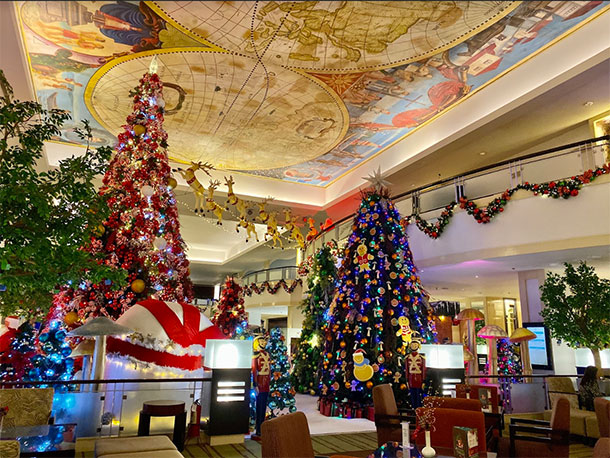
475 275 479 278
549 263 559 267
583 101 594 107
479 152 487 156
591 255 602 259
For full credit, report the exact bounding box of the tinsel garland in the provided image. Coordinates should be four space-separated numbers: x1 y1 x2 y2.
242 278 303 296
402 164 609 239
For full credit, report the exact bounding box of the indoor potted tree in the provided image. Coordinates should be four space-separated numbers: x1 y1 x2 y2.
540 262 610 370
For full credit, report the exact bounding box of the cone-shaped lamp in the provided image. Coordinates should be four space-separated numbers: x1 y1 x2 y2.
477 324 507 376
510 327 536 377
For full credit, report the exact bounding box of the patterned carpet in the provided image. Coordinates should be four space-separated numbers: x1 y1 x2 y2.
181 432 378 458
78 432 595 457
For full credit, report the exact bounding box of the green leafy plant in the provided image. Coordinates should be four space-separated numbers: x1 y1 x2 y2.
540 262 610 369
0 70 125 316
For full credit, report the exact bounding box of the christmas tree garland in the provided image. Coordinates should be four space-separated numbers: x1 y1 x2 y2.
242 278 303 296
403 164 609 239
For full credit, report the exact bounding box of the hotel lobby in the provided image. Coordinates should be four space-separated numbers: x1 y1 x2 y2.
0 1 609 457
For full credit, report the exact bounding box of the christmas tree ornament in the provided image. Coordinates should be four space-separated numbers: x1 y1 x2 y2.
63 311 79 326
167 177 177 189
133 124 146 137
153 237 167 250
141 185 154 197
352 349 374 382
130 279 146 294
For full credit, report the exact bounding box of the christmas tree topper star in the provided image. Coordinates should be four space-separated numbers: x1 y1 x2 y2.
363 167 391 191
149 55 159 75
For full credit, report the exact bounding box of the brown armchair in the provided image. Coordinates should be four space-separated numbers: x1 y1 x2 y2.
0 387 54 428
0 441 20 458
372 384 416 447
503 396 570 458
261 411 356 458
593 398 610 458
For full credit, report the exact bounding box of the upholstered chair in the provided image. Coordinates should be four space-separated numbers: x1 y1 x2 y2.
0 387 54 427
593 398 610 458
261 411 356 458
498 396 570 458
415 406 487 452
372 384 416 447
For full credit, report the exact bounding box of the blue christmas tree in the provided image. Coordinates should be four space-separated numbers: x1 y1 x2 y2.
267 328 296 417
26 321 74 389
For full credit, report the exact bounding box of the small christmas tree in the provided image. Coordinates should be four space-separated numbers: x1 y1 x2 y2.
212 277 248 339
26 321 74 388
292 244 338 394
319 171 437 408
267 327 297 417
0 322 37 382
497 338 522 381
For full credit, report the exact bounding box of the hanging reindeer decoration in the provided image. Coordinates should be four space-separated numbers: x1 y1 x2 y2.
235 201 259 242
283 209 305 249
173 161 214 213
264 211 283 249
205 180 224 224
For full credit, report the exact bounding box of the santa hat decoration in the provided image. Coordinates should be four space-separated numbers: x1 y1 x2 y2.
107 299 225 371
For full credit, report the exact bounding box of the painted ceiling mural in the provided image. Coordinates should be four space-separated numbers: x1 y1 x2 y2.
18 1 608 186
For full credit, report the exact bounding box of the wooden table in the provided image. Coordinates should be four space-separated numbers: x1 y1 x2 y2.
137 400 187 451
368 441 488 457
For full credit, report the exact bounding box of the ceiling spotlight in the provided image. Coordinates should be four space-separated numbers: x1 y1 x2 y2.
475 275 479 278
479 151 487 156
583 101 594 107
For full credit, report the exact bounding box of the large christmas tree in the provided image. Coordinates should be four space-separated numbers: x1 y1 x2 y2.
319 172 436 408
50 58 193 325
292 244 338 394
267 327 297 417
212 277 249 339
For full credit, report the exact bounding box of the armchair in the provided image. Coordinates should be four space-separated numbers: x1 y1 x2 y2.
0 387 54 428
261 411 357 458
505 397 570 458
593 398 609 458
372 384 416 447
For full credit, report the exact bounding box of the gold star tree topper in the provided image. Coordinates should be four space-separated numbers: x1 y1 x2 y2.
363 166 391 192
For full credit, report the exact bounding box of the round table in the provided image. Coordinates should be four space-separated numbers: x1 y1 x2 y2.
137 400 187 451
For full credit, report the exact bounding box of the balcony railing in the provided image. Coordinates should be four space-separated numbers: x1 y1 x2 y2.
308 136 609 254
241 266 299 286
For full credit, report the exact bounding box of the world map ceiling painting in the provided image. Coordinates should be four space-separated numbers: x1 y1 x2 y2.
17 1 608 186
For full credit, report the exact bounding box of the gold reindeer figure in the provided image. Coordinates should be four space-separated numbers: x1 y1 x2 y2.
173 161 214 213
264 211 283 249
235 201 259 243
257 197 274 224
205 180 224 224
224 175 247 215
283 209 305 249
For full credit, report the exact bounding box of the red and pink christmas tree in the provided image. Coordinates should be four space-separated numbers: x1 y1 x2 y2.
50 59 193 325
212 277 248 339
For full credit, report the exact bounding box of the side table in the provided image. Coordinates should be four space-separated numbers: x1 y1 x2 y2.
137 400 187 451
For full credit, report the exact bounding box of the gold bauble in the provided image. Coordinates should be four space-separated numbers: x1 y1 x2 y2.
63 311 79 326
167 177 178 189
133 125 146 136
131 279 146 293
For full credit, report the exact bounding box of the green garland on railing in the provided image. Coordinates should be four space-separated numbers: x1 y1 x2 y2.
403 164 609 239
242 278 303 296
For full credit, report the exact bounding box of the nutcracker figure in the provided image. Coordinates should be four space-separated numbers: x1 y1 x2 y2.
251 335 271 440
405 339 426 408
